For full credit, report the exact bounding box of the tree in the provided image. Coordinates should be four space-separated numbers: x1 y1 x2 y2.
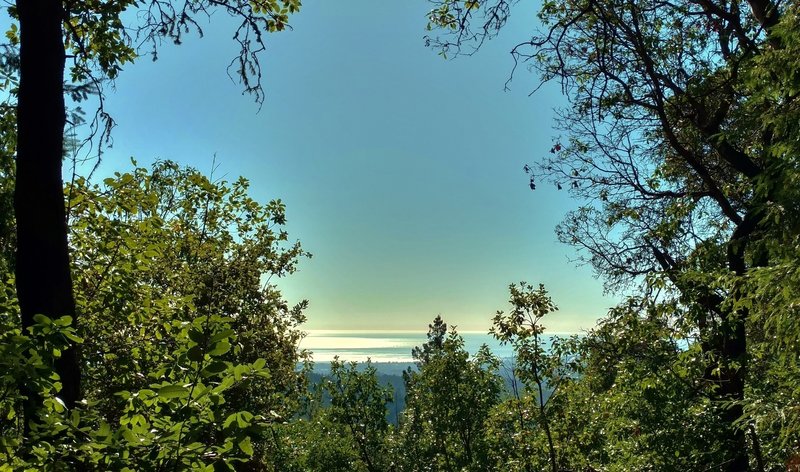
425 0 798 469
556 298 733 471
70 161 307 414
410 315 448 366
398 318 502 471
490 282 571 472
7 0 301 429
274 359 394 472
322 359 393 472
1 161 310 469
14 1 81 429
75 162 309 468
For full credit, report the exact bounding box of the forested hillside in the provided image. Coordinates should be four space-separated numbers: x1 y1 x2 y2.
1 0 799 470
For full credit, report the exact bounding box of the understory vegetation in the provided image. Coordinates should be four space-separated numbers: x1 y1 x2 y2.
2 0 800 470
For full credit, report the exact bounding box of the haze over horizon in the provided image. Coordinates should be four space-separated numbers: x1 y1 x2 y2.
84 1 614 333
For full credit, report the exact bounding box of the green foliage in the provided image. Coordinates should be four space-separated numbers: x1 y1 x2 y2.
0 161 309 470
735 7 800 458
98 313 273 471
484 286 738 471
285 359 394 472
292 414 364 472
488 283 574 472
0 312 273 470
410 315 447 366
2 1 305 466
2 0 800 469
0 312 85 470
68 161 309 430
556 299 730 471
396 319 502 471
323 359 393 472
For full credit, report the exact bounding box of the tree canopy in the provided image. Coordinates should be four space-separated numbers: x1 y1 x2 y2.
423 0 800 469
2 0 800 470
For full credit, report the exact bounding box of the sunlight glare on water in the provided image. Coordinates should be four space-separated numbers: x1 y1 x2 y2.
300 330 521 363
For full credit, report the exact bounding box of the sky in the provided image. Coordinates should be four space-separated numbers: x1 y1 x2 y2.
82 1 615 332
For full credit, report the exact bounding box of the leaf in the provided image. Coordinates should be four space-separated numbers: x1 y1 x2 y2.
255 370 271 379
223 413 238 429
158 384 189 399
97 422 111 438
53 316 73 327
53 396 66 412
210 329 235 344
214 376 235 394
63 332 84 344
236 411 253 428
238 436 253 456
121 428 137 444
208 341 231 356
233 364 248 381
203 361 228 376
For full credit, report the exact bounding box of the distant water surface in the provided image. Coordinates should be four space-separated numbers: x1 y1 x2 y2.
300 330 524 363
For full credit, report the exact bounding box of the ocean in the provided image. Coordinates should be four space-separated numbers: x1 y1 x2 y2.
299 330 520 364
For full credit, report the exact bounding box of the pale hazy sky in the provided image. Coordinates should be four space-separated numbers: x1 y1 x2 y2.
87 1 615 332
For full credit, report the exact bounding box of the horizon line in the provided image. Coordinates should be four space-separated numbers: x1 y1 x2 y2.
303 329 578 335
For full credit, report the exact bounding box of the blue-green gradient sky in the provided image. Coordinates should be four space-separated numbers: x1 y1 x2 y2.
92 1 615 332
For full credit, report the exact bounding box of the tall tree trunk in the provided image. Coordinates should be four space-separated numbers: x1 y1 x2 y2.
692 296 748 471
715 323 748 472
713 218 758 472
15 0 80 423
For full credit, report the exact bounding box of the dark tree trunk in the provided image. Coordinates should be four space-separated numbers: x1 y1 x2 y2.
716 324 748 472
15 0 80 423
694 293 748 471
713 218 757 472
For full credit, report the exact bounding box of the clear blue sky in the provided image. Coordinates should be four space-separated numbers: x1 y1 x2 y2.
90 1 614 332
